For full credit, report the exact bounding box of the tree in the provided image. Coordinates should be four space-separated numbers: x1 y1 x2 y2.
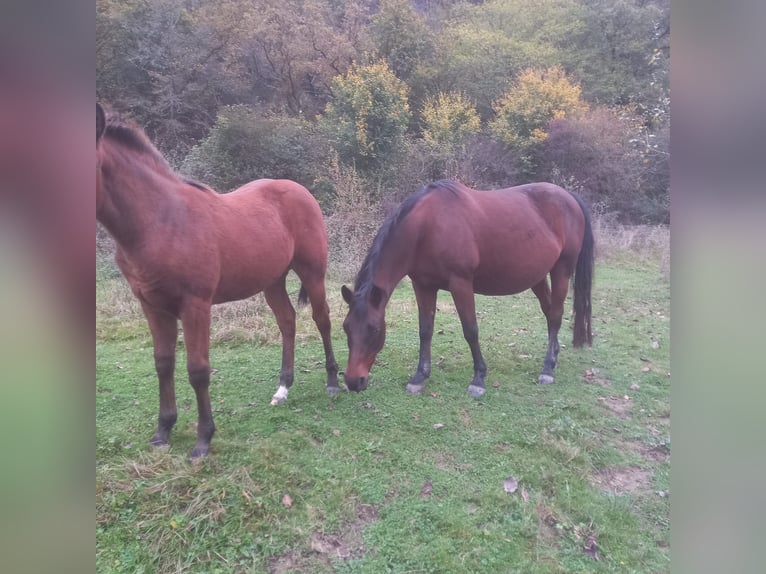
319 61 412 173
421 92 481 152
435 0 586 118
490 66 587 176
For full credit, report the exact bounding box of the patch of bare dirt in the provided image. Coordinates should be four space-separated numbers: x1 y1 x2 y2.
583 368 611 386
597 395 632 419
535 504 561 548
590 466 652 495
625 440 670 463
268 503 379 572
268 551 327 574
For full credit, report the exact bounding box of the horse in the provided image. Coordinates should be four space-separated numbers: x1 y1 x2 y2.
341 179 593 397
96 103 338 458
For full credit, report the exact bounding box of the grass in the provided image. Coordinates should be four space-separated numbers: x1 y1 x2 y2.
96 230 669 573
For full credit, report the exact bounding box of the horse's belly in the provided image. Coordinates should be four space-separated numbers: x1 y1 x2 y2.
472 251 559 295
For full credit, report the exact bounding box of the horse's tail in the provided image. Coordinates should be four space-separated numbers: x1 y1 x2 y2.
297 285 309 306
571 192 594 347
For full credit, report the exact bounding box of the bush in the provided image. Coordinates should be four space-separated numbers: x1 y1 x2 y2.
181 105 332 199
540 107 668 223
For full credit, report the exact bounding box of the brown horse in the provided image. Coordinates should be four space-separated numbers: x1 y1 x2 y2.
341 180 593 396
96 103 338 458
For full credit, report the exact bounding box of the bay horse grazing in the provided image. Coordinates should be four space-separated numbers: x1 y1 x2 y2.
96 103 338 458
341 180 593 397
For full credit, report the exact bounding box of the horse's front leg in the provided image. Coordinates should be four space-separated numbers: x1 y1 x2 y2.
449 277 487 397
180 298 215 459
142 303 179 447
406 282 437 395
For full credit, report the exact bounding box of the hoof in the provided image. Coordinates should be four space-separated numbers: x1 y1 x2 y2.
189 446 209 460
467 384 486 398
406 383 424 395
149 436 169 448
271 385 289 405
326 386 340 396
537 374 555 385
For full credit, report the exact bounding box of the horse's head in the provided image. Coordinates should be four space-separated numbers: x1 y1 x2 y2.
96 103 106 214
341 284 387 392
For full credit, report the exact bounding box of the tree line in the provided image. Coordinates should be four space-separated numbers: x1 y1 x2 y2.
97 0 669 223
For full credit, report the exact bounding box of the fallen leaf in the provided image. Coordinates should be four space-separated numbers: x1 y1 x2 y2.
630 383 640 391
433 423 445 429
436 356 445 365
210 368 219 375
651 341 660 349
293 408 303 413
332 429 341 437
521 486 529 502
641 366 651 372
242 490 252 502
503 477 518 494
430 392 438 398
420 480 432 498
492 381 500 388
282 494 292 508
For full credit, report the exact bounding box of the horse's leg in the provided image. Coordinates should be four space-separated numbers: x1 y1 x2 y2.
531 278 557 385
449 277 487 397
533 267 571 385
406 282 437 395
300 277 339 395
179 298 215 459
142 304 178 447
264 276 297 405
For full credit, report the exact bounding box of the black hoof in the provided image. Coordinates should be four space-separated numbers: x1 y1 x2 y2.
189 445 209 460
406 383 424 395
467 384 486 398
326 386 340 395
537 374 555 385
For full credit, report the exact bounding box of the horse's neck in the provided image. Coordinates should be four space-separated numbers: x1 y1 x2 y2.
98 145 181 250
372 235 412 298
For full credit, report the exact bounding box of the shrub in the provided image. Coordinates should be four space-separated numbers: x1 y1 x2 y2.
181 105 331 197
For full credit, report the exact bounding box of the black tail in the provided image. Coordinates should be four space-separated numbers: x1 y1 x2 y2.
571 193 594 347
297 285 309 306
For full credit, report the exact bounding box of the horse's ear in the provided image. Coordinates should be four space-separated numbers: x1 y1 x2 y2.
341 285 353 305
97 103 106 141
369 285 384 309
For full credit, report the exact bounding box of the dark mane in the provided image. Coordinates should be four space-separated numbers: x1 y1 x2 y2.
104 111 214 194
182 177 216 194
353 180 462 296
103 113 170 168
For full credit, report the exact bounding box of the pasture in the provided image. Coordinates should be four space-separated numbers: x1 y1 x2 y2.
96 226 670 573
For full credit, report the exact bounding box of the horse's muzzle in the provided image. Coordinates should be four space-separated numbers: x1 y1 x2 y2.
344 376 369 392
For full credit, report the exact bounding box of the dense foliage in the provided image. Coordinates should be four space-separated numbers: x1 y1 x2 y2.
98 0 669 222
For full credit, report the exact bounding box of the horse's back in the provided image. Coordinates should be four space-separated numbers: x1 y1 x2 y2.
411 182 585 295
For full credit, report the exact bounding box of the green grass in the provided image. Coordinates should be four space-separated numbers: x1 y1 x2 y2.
96 255 670 573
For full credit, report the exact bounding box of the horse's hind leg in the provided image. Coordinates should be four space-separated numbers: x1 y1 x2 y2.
142 304 178 447
406 281 437 394
179 298 215 459
531 266 570 385
449 276 488 397
297 274 339 394
264 276 298 405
